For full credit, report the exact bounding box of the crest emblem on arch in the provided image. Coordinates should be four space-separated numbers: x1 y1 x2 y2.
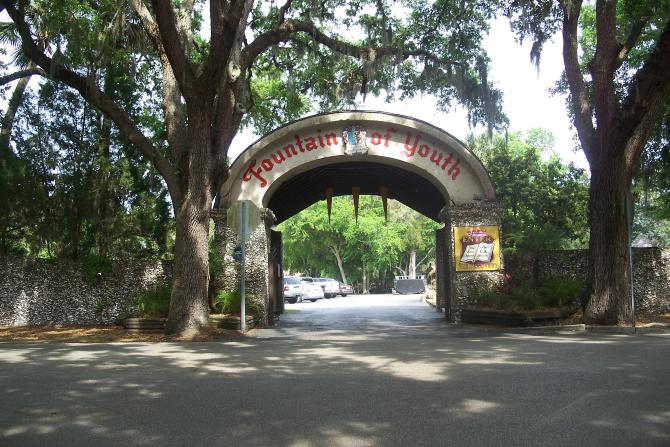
342 124 368 155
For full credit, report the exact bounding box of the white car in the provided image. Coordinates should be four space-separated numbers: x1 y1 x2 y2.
299 278 325 302
283 276 304 303
313 278 340 298
283 276 324 303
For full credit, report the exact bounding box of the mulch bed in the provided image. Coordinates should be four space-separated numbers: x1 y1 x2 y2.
0 324 242 342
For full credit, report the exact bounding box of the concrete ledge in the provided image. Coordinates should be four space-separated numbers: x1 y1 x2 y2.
122 318 165 331
209 315 255 330
461 308 574 327
499 324 670 335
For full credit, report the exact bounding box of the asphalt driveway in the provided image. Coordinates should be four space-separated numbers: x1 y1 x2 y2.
1 294 669 446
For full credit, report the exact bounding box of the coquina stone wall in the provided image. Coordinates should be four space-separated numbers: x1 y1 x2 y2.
505 247 670 313
3 244 666 328
0 256 171 326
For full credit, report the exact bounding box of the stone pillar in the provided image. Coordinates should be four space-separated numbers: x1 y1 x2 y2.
212 207 273 327
209 208 228 310
448 200 505 321
434 207 450 316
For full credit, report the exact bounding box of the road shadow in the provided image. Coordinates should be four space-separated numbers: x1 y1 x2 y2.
1 323 669 446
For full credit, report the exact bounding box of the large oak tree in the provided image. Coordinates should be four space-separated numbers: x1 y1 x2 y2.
1 0 505 335
506 0 670 324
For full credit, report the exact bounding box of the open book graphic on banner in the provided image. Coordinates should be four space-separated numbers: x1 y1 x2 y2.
454 226 501 272
460 241 494 263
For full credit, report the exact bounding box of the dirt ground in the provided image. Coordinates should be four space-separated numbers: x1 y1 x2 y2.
0 325 242 342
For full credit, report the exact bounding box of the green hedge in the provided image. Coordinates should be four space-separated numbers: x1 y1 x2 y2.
474 278 584 311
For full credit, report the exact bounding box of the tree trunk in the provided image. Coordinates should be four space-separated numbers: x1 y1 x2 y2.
409 250 416 279
165 110 213 336
330 245 348 284
0 65 32 152
584 155 632 325
95 114 113 258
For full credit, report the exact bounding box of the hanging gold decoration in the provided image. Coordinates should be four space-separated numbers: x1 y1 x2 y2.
379 186 389 223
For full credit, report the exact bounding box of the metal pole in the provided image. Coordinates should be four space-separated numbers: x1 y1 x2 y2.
240 201 247 333
626 191 636 333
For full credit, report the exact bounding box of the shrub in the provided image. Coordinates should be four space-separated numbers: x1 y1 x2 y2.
473 277 583 311
537 278 584 308
214 288 264 317
136 283 172 318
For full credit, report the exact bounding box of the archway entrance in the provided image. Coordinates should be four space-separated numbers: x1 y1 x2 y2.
217 111 502 326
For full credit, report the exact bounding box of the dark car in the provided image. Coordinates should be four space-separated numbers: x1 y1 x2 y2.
338 283 354 297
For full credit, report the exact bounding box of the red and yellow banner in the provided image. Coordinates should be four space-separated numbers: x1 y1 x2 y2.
454 226 501 272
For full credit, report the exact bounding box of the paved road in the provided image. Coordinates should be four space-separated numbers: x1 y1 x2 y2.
1 294 669 446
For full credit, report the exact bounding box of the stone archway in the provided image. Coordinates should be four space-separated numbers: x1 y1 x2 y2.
216 111 503 326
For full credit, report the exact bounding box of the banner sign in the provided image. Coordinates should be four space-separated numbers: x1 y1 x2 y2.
454 225 501 272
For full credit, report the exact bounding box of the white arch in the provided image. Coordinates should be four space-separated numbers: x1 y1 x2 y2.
222 111 495 209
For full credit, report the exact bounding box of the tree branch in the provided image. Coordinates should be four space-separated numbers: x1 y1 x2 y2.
241 20 460 71
278 0 294 24
128 0 187 170
617 15 650 68
620 15 670 174
128 0 162 51
0 0 182 204
560 0 595 158
0 64 32 152
160 54 188 174
149 0 196 98
202 0 250 89
0 67 46 86
590 0 620 138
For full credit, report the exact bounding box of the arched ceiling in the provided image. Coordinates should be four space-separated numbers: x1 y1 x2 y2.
267 161 446 223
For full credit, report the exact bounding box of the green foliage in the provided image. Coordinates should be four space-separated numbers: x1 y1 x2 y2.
279 196 438 290
242 0 508 134
136 283 172 318
469 129 590 251
214 288 263 317
475 278 584 311
3 76 172 259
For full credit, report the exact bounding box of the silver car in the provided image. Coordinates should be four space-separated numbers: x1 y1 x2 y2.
283 276 324 303
299 277 325 302
313 277 340 298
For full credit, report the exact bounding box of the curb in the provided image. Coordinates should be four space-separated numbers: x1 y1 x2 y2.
502 324 670 335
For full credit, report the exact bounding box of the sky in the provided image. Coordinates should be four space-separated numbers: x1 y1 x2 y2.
229 17 589 169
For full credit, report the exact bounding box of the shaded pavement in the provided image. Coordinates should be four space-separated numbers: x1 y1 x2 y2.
1 294 669 446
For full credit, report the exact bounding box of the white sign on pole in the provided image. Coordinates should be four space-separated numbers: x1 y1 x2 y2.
227 200 261 242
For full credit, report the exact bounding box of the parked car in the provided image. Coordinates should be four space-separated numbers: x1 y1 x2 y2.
283 276 325 303
338 283 354 297
299 278 325 302
283 276 304 304
313 277 340 298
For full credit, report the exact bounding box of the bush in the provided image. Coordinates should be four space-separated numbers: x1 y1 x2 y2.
473 277 583 311
214 288 264 317
136 283 172 318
